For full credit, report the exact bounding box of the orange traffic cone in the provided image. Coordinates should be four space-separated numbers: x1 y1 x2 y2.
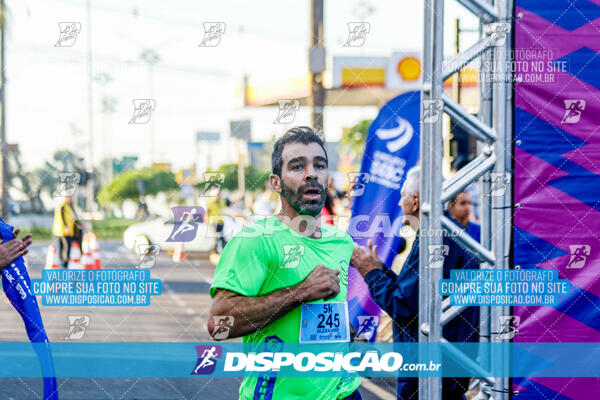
172 242 186 262
45 244 60 269
88 232 102 269
68 241 83 269
81 233 94 270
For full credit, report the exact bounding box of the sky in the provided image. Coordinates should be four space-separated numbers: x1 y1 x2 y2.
5 0 479 172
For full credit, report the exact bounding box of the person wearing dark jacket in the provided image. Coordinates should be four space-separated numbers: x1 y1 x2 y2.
351 166 479 400
447 191 480 242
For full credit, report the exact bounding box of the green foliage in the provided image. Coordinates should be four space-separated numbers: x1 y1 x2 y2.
21 226 53 241
341 119 372 161
196 164 270 193
91 218 139 239
51 150 86 171
98 168 178 205
23 218 139 240
9 149 99 212
245 165 271 191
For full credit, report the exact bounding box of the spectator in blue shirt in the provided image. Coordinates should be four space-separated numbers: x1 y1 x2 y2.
351 166 479 400
447 191 480 242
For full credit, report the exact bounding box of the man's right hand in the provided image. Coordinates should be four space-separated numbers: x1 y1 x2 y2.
298 265 340 302
208 266 340 339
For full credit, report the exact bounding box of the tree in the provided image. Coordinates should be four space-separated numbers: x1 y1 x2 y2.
7 148 46 212
341 119 372 162
196 164 270 193
9 149 100 213
97 168 178 206
21 168 57 212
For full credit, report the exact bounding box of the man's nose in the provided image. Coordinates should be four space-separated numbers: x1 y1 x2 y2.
304 165 318 181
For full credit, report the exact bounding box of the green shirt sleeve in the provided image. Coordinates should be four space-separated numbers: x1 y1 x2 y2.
209 234 269 298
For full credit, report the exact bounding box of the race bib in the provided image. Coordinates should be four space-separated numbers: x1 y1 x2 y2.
300 302 350 343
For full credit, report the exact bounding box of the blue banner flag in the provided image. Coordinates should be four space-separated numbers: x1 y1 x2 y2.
0 218 59 400
347 91 420 341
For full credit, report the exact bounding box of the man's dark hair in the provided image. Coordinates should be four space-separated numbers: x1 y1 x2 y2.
271 126 328 177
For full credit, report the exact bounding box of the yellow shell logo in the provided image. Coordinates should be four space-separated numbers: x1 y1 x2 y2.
397 57 421 81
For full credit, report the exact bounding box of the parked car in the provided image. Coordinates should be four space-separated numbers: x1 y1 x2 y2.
123 217 215 254
123 215 245 254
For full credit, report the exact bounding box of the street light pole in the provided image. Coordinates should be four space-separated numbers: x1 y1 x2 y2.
139 49 160 164
94 72 114 186
310 0 325 135
86 0 95 214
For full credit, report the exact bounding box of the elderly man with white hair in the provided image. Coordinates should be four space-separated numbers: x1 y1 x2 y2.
350 166 480 400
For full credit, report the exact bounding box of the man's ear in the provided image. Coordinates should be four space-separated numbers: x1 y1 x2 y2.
270 174 282 193
413 194 420 214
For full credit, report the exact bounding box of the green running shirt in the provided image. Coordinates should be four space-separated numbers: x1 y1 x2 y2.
210 216 361 400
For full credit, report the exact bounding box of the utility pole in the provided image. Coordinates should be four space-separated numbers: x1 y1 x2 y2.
455 18 478 157
237 139 245 195
455 18 462 104
94 72 114 186
453 19 477 104
139 48 160 163
86 0 94 213
0 0 8 219
310 0 325 134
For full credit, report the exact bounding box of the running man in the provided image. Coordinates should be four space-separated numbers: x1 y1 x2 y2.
193 346 219 374
208 126 362 400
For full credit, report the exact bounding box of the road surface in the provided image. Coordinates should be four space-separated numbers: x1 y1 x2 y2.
0 240 397 400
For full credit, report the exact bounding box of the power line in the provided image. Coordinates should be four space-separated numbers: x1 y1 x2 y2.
46 0 307 44
7 42 230 77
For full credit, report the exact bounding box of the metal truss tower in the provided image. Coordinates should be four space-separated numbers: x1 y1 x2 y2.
419 0 513 399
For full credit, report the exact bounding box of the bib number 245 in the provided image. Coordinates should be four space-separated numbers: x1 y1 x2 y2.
317 304 340 328
300 301 349 343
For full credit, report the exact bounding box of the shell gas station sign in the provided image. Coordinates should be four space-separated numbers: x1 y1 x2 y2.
332 52 422 90
244 52 427 107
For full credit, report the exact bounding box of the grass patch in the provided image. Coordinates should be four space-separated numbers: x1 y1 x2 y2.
22 218 139 241
91 218 139 239
22 226 53 241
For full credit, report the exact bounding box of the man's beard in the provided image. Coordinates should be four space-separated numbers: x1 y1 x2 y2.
280 179 327 217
